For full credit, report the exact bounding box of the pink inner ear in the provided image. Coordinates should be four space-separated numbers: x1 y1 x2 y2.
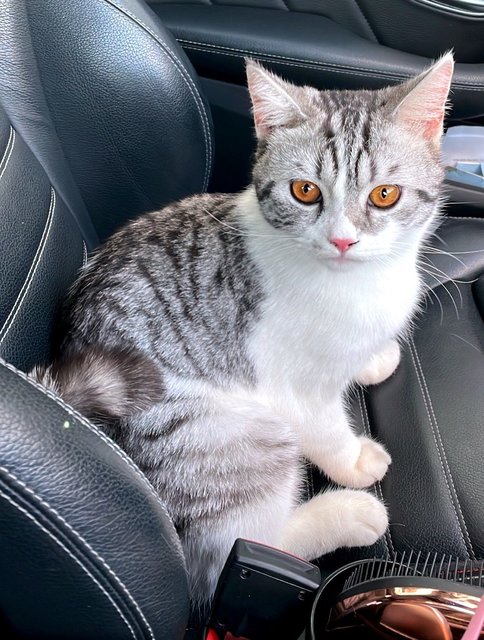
395 55 454 144
252 96 270 136
423 115 444 141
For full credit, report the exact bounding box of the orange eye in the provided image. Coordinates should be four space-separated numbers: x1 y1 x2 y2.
290 180 322 205
368 184 401 209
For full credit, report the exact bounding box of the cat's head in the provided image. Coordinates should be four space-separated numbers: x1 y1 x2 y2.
247 55 454 267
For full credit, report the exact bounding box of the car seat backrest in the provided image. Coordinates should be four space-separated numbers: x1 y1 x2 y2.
0 1 214 636
0 0 214 243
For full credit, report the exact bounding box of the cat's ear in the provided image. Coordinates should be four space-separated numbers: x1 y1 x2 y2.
246 60 309 139
391 52 454 146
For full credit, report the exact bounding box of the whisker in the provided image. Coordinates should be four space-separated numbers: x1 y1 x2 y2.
417 259 466 283
416 258 465 308
449 333 482 354
391 238 469 268
427 287 445 325
417 266 461 319
201 208 301 246
446 201 483 206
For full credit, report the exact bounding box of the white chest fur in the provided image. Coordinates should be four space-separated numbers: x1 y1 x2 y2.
238 190 421 406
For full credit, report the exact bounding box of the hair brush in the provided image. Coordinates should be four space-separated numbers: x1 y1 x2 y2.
310 551 484 640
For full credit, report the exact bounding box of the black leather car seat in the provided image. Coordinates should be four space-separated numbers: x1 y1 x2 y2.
0 0 213 638
0 0 483 638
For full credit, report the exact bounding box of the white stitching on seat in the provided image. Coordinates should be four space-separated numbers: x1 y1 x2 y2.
356 388 393 557
0 357 187 571
179 38 407 77
0 488 137 640
178 40 484 90
180 44 402 82
0 127 16 182
0 188 56 344
82 241 88 267
0 465 154 640
408 339 475 559
101 0 213 192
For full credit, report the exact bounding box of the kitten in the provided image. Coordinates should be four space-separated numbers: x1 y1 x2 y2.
33 54 454 605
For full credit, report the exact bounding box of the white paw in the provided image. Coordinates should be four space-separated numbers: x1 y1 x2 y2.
354 436 392 486
279 490 389 560
336 490 389 549
326 436 391 489
356 340 401 386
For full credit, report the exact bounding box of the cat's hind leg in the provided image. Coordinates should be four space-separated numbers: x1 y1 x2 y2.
279 489 388 561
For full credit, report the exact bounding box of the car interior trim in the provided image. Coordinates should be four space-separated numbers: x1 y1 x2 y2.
153 5 484 123
409 0 484 18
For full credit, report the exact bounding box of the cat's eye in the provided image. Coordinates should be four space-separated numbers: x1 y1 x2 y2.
290 180 322 205
368 184 401 209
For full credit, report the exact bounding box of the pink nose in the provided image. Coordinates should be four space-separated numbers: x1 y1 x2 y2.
330 237 358 254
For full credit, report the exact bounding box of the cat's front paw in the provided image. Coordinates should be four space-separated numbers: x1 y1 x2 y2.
327 436 391 489
356 340 401 386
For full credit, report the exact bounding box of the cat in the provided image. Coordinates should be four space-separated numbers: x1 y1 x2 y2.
33 54 454 606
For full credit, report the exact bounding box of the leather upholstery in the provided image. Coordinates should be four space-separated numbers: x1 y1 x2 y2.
0 0 214 242
149 0 484 63
0 357 189 639
152 5 484 121
0 0 213 634
0 107 84 372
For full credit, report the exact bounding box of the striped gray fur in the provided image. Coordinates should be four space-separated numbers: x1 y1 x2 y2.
31 58 452 610
63 194 261 385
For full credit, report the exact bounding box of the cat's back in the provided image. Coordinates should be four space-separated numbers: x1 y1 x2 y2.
61 192 262 382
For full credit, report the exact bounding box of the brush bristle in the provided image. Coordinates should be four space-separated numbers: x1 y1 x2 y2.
342 551 484 592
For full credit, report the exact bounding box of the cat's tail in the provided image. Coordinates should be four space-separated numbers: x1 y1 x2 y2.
30 346 164 423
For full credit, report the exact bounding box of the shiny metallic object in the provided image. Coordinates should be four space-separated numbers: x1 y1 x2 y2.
310 554 484 639
328 586 483 639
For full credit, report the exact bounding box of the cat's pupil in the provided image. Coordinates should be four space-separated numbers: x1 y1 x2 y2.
303 183 311 194
381 188 388 198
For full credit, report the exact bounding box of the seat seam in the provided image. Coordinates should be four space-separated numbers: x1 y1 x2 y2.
408 338 475 559
0 357 187 570
179 40 484 90
101 0 212 192
82 241 88 268
356 388 393 557
179 37 401 76
0 188 56 344
352 0 378 42
410 340 475 558
0 127 16 182
0 488 137 640
179 44 406 82
0 466 154 640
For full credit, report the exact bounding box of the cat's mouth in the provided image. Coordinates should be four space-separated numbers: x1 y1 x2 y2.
318 254 364 271
305 239 384 265
325 251 368 263
323 252 383 268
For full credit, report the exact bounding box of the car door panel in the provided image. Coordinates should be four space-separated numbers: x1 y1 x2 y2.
152 5 484 120
149 0 484 62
